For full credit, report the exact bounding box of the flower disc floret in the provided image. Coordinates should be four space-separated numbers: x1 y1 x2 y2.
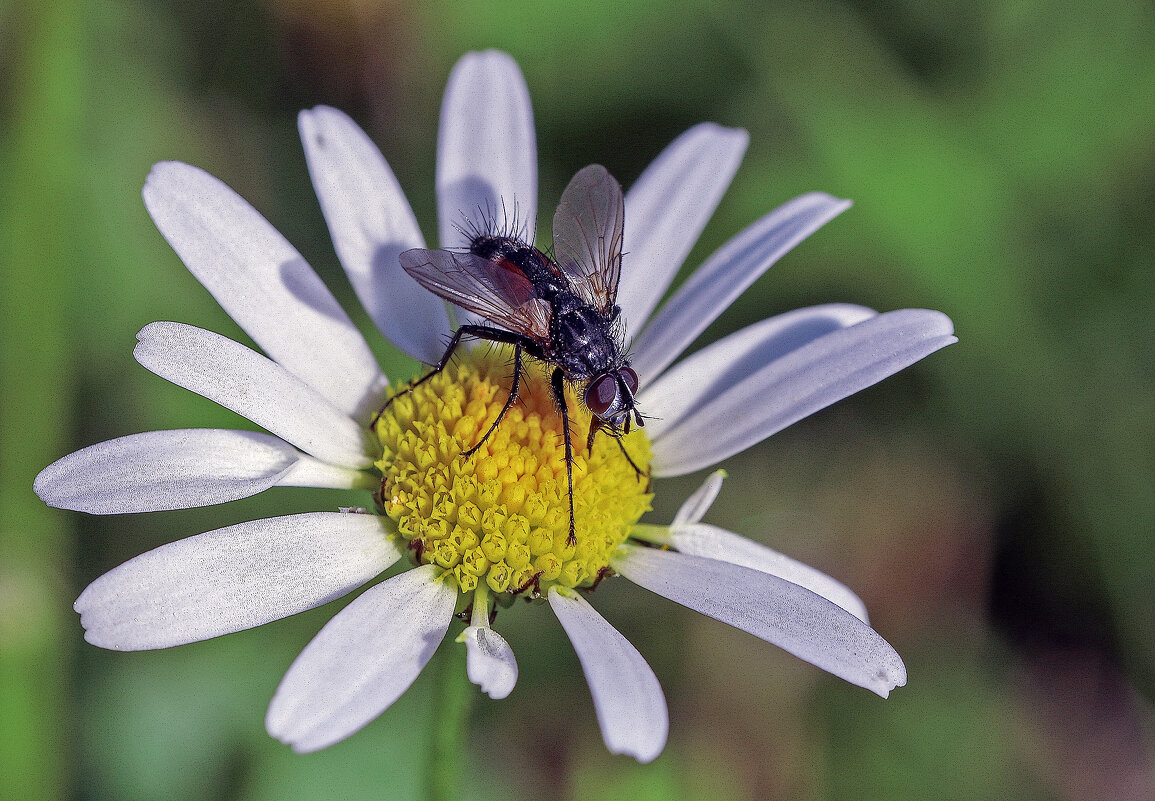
373 346 652 599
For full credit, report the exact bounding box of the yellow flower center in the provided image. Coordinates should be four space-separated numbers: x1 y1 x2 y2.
372 346 652 601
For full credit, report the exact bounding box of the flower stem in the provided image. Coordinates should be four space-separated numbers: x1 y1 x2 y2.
1 3 82 799
425 632 473 801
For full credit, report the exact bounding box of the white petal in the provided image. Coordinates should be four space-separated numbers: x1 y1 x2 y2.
142 161 387 420
631 193 853 382
135 322 374 469
462 625 518 699
75 512 402 650
34 429 301 513
650 308 957 477
436 50 536 250
671 470 727 527
548 589 668 763
618 123 748 335
641 304 877 439
266 565 456 753
613 545 906 698
275 454 371 489
668 523 869 622
299 107 450 364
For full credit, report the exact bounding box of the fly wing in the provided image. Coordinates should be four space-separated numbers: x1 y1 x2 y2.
551 164 625 312
399 248 551 340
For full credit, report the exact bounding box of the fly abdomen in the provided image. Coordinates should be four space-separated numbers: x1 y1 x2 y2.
469 234 532 263
469 235 565 297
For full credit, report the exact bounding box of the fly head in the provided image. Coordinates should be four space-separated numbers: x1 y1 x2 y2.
583 366 643 433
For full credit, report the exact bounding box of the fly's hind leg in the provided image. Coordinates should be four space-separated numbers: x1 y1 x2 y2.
373 323 533 438
372 325 472 427
461 340 524 458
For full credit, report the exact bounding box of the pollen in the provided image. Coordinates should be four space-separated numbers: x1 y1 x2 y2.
372 346 652 600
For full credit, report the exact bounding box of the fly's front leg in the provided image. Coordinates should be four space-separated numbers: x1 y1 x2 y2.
614 436 649 486
586 416 647 485
551 367 577 547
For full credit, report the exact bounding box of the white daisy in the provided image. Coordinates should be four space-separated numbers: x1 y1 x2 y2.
35 50 955 764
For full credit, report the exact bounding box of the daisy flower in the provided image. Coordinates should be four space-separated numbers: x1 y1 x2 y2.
35 50 955 763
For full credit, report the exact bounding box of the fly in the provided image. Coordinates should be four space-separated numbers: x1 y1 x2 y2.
391 164 645 546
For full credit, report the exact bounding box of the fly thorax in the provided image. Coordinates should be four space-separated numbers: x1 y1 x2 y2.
554 307 619 374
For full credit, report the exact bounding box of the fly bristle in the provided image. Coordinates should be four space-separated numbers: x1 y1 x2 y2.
454 196 537 252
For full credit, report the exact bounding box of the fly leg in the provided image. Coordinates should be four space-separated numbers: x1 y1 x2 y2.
551 367 577 547
461 340 524 458
613 437 650 487
372 324 471 426
373 323 532 434
586 418 649 486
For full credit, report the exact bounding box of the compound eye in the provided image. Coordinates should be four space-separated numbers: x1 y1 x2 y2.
584 374 619 418
620 366 639 395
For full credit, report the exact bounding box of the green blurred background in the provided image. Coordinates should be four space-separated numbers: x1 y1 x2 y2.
3 0 1154 798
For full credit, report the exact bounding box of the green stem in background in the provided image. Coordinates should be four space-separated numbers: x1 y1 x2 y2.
0 1 82 800
425 629 475 801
